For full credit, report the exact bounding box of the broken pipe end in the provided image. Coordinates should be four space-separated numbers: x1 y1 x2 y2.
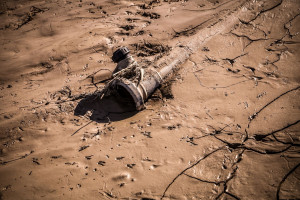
115 79 145 111
115 71 162 110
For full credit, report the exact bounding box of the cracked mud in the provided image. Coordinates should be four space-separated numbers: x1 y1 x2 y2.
0 0 299 199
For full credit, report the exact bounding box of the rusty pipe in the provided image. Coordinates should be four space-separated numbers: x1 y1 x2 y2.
112 3 248 110
114 65 170 110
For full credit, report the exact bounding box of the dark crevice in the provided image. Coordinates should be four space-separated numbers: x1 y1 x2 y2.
230 31 267 50
183 173 223 185
161 146 226 199
0 150 34 165
276 162 300 200
172 18 213 37
272 132 300 147
241 144 293 155
284 12 300 39
225 191 241 200
242 0 283 24
248 86 300 128
193 71 251 89
253 120 300 142
222 53 248 66
215 155 242 200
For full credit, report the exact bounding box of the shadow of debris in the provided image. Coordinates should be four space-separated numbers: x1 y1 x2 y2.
74 92 138 123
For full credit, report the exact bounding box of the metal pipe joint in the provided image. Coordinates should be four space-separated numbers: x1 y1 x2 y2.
111 47 167 110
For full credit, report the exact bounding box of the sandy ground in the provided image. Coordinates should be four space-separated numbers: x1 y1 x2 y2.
0 0 300 199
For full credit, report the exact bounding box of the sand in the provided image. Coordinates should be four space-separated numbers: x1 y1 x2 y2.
0 0 299 199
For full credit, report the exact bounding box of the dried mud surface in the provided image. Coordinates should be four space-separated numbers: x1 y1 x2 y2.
0 0 300 199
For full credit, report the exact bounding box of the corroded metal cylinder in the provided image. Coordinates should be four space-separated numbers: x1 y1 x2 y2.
114 68 165 110
112 47 135 74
